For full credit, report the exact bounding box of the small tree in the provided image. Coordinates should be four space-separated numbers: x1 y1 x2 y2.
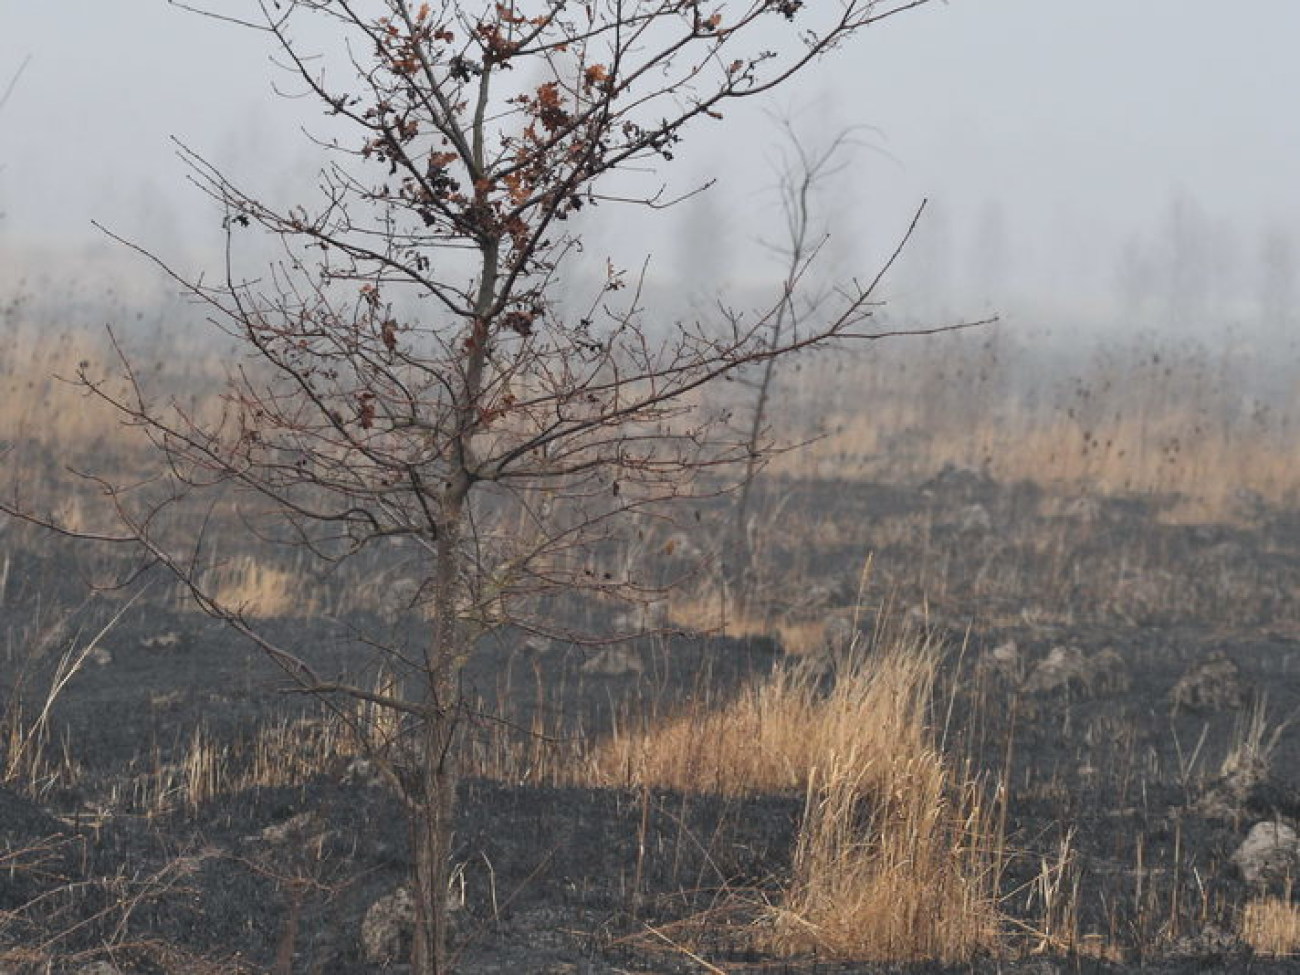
724 120 864 613
19 2 945 970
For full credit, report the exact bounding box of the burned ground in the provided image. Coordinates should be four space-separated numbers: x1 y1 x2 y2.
5 472 1300 973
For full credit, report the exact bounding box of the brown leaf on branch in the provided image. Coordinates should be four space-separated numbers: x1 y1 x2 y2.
502 309 536 337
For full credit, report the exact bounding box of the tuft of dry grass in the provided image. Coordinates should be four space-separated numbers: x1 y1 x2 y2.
193 555 316 619
0 326 135 459
585 630 939 796
664 588 835 656
1241 896 1300 956
768 750 999 962
131 716 356 817
580 625 1003 962
3 595 138 798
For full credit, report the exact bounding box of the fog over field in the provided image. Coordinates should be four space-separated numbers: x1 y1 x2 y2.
12 7 1300 971
2 1 1299 341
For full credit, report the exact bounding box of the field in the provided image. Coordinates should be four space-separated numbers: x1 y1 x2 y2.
6 298 1300 973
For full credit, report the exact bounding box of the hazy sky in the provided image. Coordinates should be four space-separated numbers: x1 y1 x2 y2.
2 1 1298 326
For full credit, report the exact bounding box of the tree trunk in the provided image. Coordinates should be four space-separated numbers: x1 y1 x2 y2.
410 706 458 973
410 493 469 973
726 322 783 618
410 198 497 973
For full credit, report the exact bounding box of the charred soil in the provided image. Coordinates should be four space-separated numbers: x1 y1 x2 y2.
5 473 1300 972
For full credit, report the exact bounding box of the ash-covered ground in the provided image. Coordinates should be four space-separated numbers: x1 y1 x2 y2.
5 471 1300 973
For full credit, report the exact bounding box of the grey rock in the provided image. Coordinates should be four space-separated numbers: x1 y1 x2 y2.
976 639 1023 684
581 646 644 676
140 630 183 652
87 645 113 666
954 502 992 533
258 811 325 845
1024 645 1129 695
1199 752 1268 821
342 756 386 788
361 886 415 965
1171 651 1248 711
1232 821 1300 891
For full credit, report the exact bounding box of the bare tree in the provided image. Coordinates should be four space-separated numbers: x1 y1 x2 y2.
8 2 948 970
1258 225 1296 334
724 120 864 614
0 55 32 223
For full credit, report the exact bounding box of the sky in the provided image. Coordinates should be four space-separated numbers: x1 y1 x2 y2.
1 1 1298 333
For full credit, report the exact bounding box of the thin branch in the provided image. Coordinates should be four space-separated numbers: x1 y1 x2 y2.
0 54 32 113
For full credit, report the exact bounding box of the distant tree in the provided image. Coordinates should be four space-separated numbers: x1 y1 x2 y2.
672 171 734 310
1114 232 1155 324
967 197 1009 312
1155 190 1238 333
0 56 32 224
724 121 869 611
1258 225 1296 334
8 2 944 970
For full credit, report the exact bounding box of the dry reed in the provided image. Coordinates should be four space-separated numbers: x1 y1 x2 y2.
582 626 1002 962
1241 896 1300 956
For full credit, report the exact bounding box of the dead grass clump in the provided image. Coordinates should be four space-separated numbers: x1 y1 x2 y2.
1241 896 1300 956
584 628 1002 962
0 326 134 459
768 751 999 962
194 555 315 619
587 632 938 796
665 589 832 657
3 596 137 799
131 717 355 816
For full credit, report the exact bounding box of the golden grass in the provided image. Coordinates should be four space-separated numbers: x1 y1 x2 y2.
783 404 1297 524
132 716 355 816
0 326 135 458
768 751 999 962
750 333 1300 523
578 625 1002 962
10 316 1296 965
195 555 316 619
1241 897 1300 956
11 316 1300 529
664 588 834 657
585 630 939 796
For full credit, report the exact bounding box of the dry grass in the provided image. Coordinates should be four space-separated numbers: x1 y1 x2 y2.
129 716 356 816
5 282 1300 562
768 751 999 962
585 628 938 796
578 624 1003 962
10 313 1298 966
787 404 1297 524
2 595 137 797
1241 896 1300 956
750 330 1300 523
12 315 1300 530
0 325 136 459
193 555 318 620
664 588 836 656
